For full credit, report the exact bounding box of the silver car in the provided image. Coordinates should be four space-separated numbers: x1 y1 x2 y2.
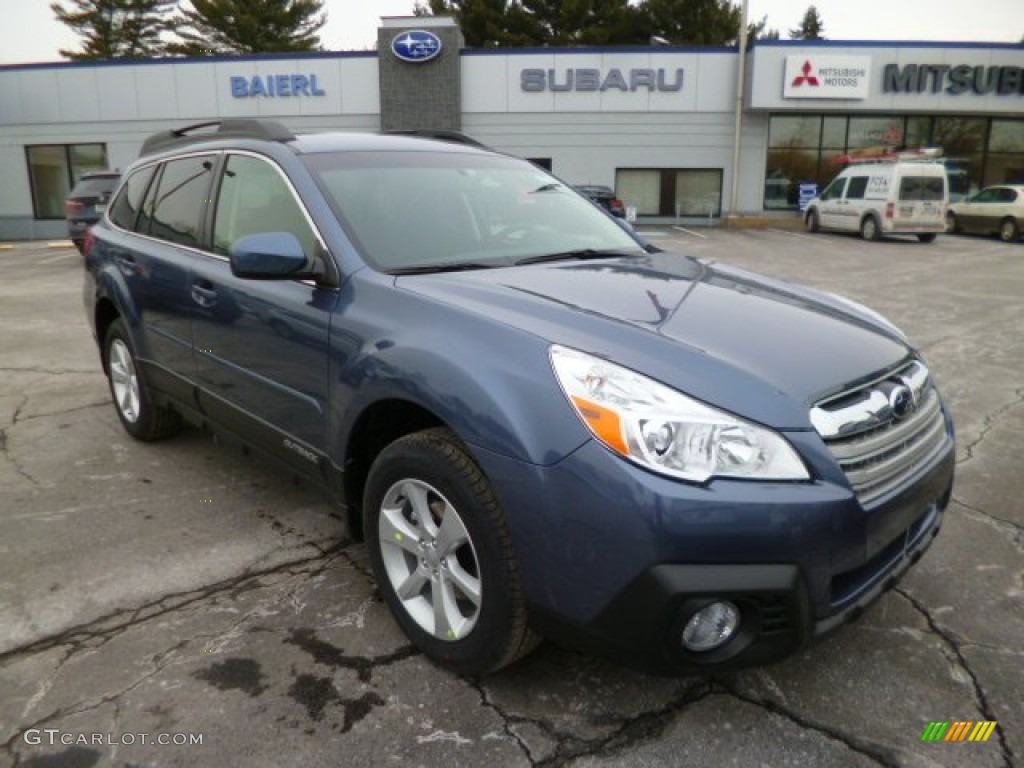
947 184 1024 242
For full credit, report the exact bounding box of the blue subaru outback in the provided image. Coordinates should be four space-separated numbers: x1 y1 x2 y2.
83 120 954 676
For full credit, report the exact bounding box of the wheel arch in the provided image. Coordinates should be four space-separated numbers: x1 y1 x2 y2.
94 298 121 373
340 398 447 540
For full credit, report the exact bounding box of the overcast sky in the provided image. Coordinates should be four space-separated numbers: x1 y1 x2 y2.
2 0 1021 65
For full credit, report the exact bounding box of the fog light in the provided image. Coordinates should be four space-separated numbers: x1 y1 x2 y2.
681 601 739 652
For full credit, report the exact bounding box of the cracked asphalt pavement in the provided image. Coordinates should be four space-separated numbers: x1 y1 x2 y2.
1 232 1021 767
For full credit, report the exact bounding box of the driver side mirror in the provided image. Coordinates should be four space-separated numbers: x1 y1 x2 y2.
229 232 325 282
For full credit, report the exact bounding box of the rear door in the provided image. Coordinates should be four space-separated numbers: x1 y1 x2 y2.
190 152 336 469
105 155 215 396
991 187 1020 233
893 172 946 231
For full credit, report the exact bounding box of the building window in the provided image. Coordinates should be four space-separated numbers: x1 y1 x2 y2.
616 169 722 217
985 119 1024 186
675 170 722 217
615 170 661 215
764 114 1017 209
26 143 108 219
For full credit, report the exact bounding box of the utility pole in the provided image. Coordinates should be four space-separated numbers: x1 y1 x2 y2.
728 0 749 221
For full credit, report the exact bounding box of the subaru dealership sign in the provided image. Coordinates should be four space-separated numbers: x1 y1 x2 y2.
392 30 443 63
783 56 871 99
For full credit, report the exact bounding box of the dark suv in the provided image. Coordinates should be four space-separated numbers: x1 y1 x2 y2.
573 184 626 217
83 120 954 676
66 171 120 253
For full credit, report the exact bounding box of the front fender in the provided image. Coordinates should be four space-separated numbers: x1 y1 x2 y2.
328 274 589 467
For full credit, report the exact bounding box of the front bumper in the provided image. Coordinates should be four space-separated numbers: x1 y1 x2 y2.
474 418 954 674
533 493 943 674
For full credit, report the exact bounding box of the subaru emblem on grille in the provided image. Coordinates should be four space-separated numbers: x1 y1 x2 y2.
889 384 915 420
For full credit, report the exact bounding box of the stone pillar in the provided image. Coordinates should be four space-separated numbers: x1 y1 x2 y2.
378 16 463 132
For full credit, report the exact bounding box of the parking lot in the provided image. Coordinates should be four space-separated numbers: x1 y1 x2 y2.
1 228 1021 768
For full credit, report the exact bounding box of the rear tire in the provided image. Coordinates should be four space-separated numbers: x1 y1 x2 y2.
1000 217 1020 243
104 319 182 441
917 233 937 243
363 428 539 676
860 215 881 242
805 209 820 233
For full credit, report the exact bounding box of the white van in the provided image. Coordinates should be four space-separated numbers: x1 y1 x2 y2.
804 161 948 242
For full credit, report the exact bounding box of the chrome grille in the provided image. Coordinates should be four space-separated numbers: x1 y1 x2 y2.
811 361 950 506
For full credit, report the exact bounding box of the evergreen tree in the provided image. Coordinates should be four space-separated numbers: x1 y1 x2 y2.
641 0 743 46
166 0 325 56
417 0 748 47
521 0 643 46
789 5 825 40
414 0 556 47
52 0 174 60
748 14 779 43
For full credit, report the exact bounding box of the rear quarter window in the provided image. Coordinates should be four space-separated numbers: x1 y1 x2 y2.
109 166 155 231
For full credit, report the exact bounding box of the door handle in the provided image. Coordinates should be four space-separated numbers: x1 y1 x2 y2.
191 284 217 308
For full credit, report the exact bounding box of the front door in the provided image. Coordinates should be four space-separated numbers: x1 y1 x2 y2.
191 153 335 470
818 177 848 230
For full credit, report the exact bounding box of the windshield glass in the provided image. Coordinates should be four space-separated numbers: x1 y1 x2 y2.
303 150 644 271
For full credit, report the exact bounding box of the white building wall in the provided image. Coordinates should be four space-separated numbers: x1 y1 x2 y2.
0 54 381 238
462 49 748 219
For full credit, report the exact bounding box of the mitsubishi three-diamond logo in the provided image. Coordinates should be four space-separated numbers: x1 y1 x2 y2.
791 60 820 87
782 55 871 99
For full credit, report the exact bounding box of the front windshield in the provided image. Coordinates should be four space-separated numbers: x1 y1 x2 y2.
303 150 644 271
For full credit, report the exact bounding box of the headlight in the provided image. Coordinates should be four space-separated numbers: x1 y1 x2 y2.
549 345 809 483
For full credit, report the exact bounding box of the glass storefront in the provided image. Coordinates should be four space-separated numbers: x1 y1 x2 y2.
616 168 722 217
765 116 1024 208
26 143 109 219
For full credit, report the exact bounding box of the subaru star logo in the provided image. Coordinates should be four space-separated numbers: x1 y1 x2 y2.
888 384 916 420
391 30 443 63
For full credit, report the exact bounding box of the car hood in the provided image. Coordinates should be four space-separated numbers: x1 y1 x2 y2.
397 252 913 430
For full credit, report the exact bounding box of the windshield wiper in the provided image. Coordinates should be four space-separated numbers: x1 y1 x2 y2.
388 261 501 275
513 249 641 266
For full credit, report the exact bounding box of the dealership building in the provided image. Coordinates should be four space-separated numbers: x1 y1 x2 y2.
0 16 1022 240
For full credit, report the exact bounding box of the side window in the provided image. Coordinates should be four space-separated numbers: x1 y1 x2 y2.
846 176 868 200
145 156 215 248
109 165 155 232
997 188 1017 203
213 154 318 259
821 178 847 201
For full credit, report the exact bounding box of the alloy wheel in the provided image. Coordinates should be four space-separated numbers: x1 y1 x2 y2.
109 338 141 424
377 478 482 641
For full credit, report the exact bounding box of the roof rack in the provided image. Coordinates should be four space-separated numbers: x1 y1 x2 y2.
385 129 488 149
140 119 296 157
833 147 945 166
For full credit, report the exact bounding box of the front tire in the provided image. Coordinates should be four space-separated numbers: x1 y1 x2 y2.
805 209 820 233
1000 217 1020 242
104 319 181 441
860 215 881 242
363 428 538 676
